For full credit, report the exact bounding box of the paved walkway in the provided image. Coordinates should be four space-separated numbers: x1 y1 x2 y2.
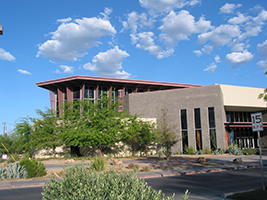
0 152 266 199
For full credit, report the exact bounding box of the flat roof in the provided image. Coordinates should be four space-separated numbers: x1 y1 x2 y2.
36 75 203 91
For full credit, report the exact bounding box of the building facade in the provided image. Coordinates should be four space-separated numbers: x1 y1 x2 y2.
37 75 267 153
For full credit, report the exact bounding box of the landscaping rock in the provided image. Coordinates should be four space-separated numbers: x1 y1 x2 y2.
65 159 75 164
233 158 243 164
197 157 207 164
113 159 123 165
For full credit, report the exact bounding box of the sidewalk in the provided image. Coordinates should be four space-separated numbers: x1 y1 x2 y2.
1 154 266 189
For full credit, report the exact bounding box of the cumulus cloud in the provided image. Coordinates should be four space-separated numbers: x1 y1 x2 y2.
197 24 240 47
139 0 200 14
57 17 72 23
0 48 15 61
258 40 267 59
193 45 213 56
37 15 116 61
83 46 130 78
204 63 217 73
257 60 267 71
215 55 221 63
159 10 213 47
219 3 242 14
121 11 154 44
225 50 253 66
18 69 31 75
100 7 113 20
58 65 74 73
228 13 250 24
253 10 267 25
193 50 202 57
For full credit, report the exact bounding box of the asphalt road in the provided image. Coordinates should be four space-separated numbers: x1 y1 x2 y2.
0 167 266 200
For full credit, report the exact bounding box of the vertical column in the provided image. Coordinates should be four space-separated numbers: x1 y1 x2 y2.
49 91 56 111
95 85 99 100
81 84 85 100
57 88 64 116
66 87 73 102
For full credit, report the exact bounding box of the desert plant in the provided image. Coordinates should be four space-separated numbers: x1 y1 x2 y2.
0 162 27 180
227 144 243 156
241 148 259 155
142 165 150 172
42 166 175 200
184 146 195 155
214 148 225 155
90 156 108 172
203 147 213 154
19 158 46 178
182 190 190 200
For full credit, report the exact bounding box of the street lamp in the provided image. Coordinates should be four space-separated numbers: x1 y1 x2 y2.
0 25 3 35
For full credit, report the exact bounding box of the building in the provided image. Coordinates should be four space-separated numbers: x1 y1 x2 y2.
36 75 267 153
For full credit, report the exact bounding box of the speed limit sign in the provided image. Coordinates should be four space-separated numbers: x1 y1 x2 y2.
251 112 263 132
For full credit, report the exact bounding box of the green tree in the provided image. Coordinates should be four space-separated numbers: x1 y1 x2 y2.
13 117 33 154
258 71 267 101
31 108 63 159
155 108 179 159
60 93 136 156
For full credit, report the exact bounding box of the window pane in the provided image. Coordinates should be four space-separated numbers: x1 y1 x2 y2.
194 108 201 129
208 107 215 128
181 109 187 129
73 87 80 99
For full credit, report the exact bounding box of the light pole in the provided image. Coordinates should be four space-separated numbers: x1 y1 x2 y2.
0 25 2 35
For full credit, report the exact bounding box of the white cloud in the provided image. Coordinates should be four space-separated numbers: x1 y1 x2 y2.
37 15 116 61
83 46 130 78
257 60 267 71
225 50 253 66
215 55 221 63
135 32 164 57
193 50 202 56
159 10 213 47
258 40 267 59
228 13 250 24
139 0 200 14
18 69 31 75
204 63 217 73
197 24 240 47
0 48 15 61
253 10 267 25
57 17 72 24
59 65 74 73
193 45 213 57
100 7 113 20
121 11 154 44
219 3 242 14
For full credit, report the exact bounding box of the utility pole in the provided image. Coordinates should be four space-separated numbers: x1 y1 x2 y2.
2 122 6 134
0 25 3 35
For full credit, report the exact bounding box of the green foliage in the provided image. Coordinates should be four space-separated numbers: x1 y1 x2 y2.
90 156 108 172
203 147 213 154
227 144 243 156
227 187 267 200
42 166 175 200
0 162 27 180
241 148 259 155
19 158 46 178
14 117 33 154
214 148 225 155
31 108 63 159
156 108 179 159
184 146 195 155
182 190 190 200
61 94 134 156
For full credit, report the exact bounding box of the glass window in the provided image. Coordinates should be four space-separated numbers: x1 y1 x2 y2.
194 108 201 129
181 109 188 152
194 108 202 150
84 86 94 99
208 107 216 128
208 107 216 150
98 87 107 98
73 87 80 100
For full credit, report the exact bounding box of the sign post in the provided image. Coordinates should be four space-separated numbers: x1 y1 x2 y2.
251 112 265 190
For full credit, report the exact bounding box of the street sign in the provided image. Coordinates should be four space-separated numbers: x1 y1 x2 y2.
251 112 263 132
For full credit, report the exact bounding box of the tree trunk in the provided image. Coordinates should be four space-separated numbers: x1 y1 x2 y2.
145 144 148 157
98 148 102 157
53 146 56 159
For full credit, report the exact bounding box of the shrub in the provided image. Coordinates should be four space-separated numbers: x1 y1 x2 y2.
214 148 225 155
142 165 150 172
203 147 213 154
42 166 175 200
0 162 27 180
184 146 195 155
19 158 46 178
227 144 243 156
90 156 108 172
241 149 259 155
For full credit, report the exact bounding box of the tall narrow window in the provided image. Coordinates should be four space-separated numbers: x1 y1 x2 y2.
98 87 107 98
73 86 80 100
208 107 217 150
181 109 188 152
194 108 202 150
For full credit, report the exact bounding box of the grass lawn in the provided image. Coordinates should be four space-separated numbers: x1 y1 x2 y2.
227 187 267 200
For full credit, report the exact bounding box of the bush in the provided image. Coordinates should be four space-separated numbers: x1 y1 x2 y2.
184 146 195 155
203 147 213 154
227 144 243 156
214 148 225 155
42 166 175 200
90 156 108 172
0 162 27 180
241 149 259 155
19 158 46 178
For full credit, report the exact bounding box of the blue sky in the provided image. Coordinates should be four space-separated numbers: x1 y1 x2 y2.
1 0 267 133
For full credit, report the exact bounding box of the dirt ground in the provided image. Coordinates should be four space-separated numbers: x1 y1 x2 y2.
1 154 237 182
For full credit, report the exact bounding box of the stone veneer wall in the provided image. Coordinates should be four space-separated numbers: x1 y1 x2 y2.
124 85 226 153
